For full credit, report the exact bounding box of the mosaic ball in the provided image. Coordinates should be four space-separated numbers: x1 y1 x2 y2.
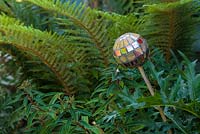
113 33 149 68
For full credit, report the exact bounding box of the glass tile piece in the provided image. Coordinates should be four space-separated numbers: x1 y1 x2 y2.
123 39 129 46
127 37 134 44
126 45 134 52
119 41 124 48
113 42 118 49
134 48 143 57
134 51 141 57
141 42 146 52
132 42 139 49
127 52 135 61
120 56 127 63
115 50 121 56
136 47 143 54
120 34 129 41
121 47 127 54
132 33 140 38
119 37 123 41
137 38 143 44
130 34 139 40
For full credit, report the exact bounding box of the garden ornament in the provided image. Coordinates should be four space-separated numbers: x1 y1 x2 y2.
113 33 172 133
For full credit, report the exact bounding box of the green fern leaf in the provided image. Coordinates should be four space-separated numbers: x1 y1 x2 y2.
0 15 90 94
143 0 199 59
23 0 111 66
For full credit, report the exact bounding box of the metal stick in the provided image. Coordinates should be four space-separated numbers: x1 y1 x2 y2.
138 66 172 133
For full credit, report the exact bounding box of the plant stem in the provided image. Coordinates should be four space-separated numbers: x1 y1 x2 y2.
138 66 172 134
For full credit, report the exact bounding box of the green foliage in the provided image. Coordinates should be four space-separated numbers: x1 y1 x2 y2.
88 0 144 15
0 89 103 134
143 0 199 59
0 0 144 94
1 51 200 133
0 14 98 94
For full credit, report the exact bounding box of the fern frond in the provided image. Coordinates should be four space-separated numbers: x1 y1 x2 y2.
0 15 90 94
0 1 143 94
0 44 63 91
143 0 199 59
23 0 112 66
0 0 13 15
